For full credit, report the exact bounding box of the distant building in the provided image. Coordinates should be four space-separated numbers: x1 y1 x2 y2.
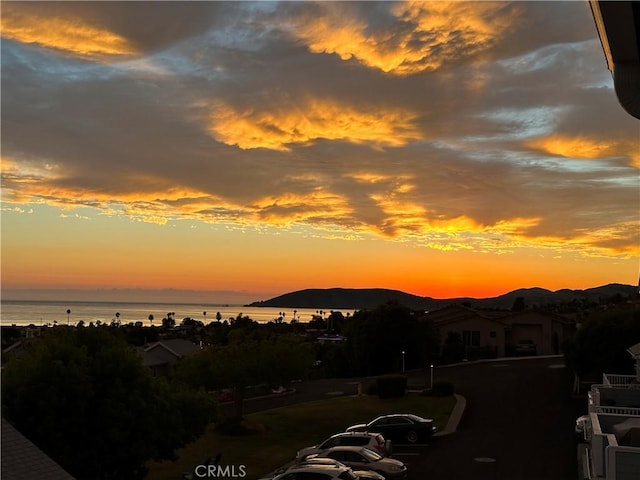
136 338 200 377
424 304 576 360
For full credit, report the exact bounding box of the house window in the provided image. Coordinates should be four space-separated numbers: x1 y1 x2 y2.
462 330 480 347
490 331 496 338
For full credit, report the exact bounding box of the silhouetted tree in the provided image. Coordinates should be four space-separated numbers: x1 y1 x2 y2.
173 337 312 419
511 297 526 312
2 327 216 479
343 301 439 376
564 308 640 379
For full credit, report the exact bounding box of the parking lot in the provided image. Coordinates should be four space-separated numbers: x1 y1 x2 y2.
248 356 584 480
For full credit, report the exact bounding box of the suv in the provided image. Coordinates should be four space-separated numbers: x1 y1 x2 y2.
296 432 391 461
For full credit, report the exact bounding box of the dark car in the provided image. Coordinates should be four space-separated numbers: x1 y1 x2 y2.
346 413 436 444
514 339 537 356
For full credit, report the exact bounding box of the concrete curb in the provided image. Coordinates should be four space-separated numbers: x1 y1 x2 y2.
434 393 466 437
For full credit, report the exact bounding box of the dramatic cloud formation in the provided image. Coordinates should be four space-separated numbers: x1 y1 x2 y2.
1 1 637 298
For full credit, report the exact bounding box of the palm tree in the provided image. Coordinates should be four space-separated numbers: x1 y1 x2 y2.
203 311 207 323
148 314 154 325
66 309 71 326
216 311 222 322
115 312 120 325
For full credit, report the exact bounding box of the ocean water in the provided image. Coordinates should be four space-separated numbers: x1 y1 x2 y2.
0 300 355 327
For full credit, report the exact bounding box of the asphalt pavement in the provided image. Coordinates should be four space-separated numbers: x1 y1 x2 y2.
228 356 585 480
400 357 586 480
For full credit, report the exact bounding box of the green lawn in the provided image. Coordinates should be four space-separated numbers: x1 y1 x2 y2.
146 393 455 480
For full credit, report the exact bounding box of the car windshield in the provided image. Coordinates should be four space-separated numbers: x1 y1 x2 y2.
360 448 383 461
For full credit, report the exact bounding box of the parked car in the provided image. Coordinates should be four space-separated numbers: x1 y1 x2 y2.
514 339 537 356
575 414 591 442
297 432 392 460
346 413 436 444
310 446 407 479
292 458 385 480
271 463 381 480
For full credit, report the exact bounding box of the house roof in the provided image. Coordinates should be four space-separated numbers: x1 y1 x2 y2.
1 418 76 480
590 1 640 119
144 339 199 358
425 304 508 327
627 342 640 358
135 347 169 367
499 309 575 326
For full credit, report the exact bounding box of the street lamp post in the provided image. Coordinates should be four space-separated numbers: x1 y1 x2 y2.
430 363 434 390
402 351 405 373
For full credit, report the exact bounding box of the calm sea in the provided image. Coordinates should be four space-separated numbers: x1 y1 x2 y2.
0 300 355 327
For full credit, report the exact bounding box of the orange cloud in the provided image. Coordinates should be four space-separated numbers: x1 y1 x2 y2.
251 191 353 224
288 1 517 75
208 98 421 150
1 6 136 58
527 135 640 167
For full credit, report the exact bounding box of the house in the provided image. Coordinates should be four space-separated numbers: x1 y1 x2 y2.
425 304 507 357
1 418 76 479
423 304 576 359
136 338 200 377
502 309 575 355
580 342 640 480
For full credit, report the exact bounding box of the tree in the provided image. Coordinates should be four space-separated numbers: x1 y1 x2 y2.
564 307 640 379
173 337 313 418
511 297 526 312
2 327 216 480
342 301 439 376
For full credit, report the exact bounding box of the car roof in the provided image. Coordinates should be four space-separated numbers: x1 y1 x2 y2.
330 431 379 438
284 464 350 474
374 413 427 421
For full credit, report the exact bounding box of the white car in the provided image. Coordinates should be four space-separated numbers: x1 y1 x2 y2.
297 432 392 460
272 463 380 480
293 457 385 479
310 446 407 479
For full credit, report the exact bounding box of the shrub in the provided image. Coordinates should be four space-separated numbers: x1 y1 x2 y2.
365 382 378 396
376 375 407 399
430 380 455 397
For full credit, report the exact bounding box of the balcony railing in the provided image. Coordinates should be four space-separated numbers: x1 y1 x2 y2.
603 374 637 386
591 405 640 416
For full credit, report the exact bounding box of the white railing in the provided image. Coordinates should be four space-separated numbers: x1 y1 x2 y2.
591 405 640 416
603 374 636 386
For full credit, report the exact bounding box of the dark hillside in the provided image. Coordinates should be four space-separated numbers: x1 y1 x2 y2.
247 284 637 311
247 288 441 310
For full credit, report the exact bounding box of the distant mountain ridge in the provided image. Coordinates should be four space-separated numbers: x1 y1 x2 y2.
247 283 637 310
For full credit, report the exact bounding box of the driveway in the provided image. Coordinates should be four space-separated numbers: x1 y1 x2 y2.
400 357 586 479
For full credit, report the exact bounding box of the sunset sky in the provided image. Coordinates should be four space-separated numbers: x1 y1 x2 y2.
1 1 638 304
